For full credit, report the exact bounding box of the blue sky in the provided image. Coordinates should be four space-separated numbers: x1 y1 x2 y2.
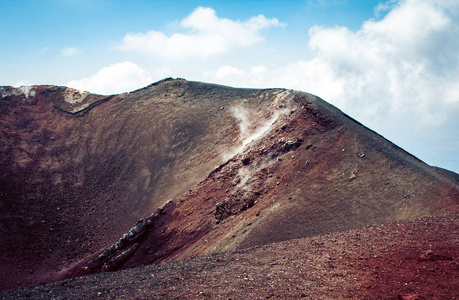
1 0 381 85
1 0 459 172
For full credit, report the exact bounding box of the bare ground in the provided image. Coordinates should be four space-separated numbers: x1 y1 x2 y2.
2 214 458 299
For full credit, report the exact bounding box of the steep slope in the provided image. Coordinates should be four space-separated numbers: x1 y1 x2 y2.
0 79 458 290
61 80 458 282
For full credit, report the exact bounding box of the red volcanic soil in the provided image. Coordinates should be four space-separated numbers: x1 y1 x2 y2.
2 214 458 299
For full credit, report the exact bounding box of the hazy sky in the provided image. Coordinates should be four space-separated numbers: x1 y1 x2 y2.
1 0 458 172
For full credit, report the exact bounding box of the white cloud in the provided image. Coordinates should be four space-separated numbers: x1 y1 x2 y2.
215 66 245 80
374 0 398 16
61 47 83 57
307 0 459 123
119 7 285 59
67 61 153 95
204 0 459 128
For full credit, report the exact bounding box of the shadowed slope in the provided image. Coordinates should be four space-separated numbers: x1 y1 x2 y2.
0 79 282 289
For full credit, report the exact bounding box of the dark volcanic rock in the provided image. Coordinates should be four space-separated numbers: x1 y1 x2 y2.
241 155 251 165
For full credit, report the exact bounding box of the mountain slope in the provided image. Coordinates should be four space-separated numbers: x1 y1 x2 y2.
3 214 458 299
0 79 458 290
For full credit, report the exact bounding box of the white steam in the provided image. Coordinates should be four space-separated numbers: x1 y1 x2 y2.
236 167 252 190
231 106 250 142
222 105 287 161
0 86 35 98
221 91 293 162
241 108 286 150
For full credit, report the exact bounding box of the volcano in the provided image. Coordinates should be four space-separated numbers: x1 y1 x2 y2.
0 78 458 293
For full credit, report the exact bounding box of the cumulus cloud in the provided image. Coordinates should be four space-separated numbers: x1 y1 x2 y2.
308 0 459 123
119 7 285 59
61 47 83 57
67 61 153 95
205 0 459 128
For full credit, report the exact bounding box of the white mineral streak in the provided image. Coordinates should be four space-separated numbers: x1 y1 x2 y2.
64 88 89 104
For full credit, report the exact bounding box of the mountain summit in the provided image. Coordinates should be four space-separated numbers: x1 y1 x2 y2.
1 78 458 290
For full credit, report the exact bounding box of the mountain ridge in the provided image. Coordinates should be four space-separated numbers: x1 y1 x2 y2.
0 79 458 291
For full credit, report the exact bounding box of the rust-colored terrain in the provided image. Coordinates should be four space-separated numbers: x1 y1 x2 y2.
3 215 458 299
0 79 458 297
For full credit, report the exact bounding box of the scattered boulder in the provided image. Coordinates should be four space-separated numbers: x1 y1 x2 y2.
282 139 302 152
241 156 251 165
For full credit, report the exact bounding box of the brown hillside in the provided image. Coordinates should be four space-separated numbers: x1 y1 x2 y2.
0 79 458 290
